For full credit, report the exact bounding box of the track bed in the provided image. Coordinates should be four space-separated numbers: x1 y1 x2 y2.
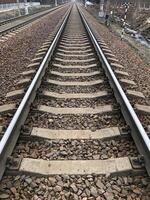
0 4 150 200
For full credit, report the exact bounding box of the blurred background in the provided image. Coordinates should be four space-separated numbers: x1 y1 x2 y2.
0 0 69 21
79 0 150 46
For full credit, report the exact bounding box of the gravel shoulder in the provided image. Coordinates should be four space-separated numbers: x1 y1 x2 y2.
80 6 150 104
0 5 69 104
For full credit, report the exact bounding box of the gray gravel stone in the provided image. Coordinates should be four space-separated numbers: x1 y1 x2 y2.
10 187 17 194
85 188 91 196
25 177 32 184
77 189 82 196
98 188 105 195
57 181 64 187
104 192 114 200
90 186 98 197
62 175 70 180
101 154 108 159
0 174 149 199
142 178 149 186
96 197 102 200
48 118 54 123
73 193 78 200
70 183 78 193
96 180 105 189
48 177 56 186
111 184 121 192
60 151 68 156
0 193 10 199
54 185 62 192
133 188 141 195
85 179 90 187
93 155 100 159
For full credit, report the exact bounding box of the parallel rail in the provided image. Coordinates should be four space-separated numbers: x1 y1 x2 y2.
78 6 150 176
0 5 72 180
0 4 150 181
0 15 28 26
0 7 52 26
0 4 67 36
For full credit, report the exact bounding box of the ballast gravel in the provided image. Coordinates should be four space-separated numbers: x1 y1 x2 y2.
43 84 111 94
0 174 149 199
13 138 138 160
47 74 102 82
0 5 69 105
24 112 127 130
37 96 116 108
51 66 100 73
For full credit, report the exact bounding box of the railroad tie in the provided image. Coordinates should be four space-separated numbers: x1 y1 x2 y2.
38 105 113 115
42 91 108 99
46 79 103 86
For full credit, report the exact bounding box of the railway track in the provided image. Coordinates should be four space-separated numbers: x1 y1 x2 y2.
0 3 150 199
0 7 52 27
0 4 67 38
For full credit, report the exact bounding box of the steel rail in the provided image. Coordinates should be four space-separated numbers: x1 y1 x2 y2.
0 15 28 27
78 5 150 176
0 4 68 36
0 7 52 27
0 5 72 180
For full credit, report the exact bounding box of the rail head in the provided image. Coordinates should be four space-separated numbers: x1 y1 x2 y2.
77 5 150 176
0 5 72 180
